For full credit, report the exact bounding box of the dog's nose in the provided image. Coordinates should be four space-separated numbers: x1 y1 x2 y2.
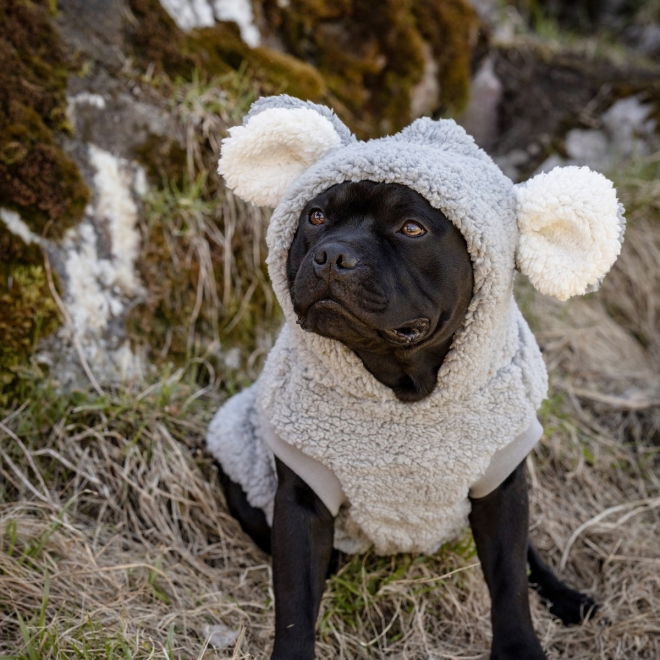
313 244 359 276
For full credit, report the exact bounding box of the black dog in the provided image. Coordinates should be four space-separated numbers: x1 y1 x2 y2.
217 182 597 659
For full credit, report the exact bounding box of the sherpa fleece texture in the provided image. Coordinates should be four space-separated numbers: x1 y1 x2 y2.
208 95 624 555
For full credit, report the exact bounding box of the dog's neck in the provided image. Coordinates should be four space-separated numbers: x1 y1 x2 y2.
352 336 454 402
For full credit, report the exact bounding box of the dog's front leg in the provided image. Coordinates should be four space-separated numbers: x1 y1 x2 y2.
469 462 546 660
271 458 335 660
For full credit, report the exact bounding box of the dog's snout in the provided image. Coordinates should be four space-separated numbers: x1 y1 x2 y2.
313 244 359 276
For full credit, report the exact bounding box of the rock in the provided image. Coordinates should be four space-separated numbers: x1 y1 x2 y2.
536 95 658 174
460 56 502 150
410 41 441 118
203 622 239 649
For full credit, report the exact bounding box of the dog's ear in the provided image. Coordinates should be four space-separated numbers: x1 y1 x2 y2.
514 166 625 301
218 95 354 207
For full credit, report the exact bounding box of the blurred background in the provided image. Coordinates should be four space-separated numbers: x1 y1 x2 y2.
1 1 658 658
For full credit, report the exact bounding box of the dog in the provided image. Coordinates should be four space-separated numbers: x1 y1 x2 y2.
208 95 623 659
215 181 598 659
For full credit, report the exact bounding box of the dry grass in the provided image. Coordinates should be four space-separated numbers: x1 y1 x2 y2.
1 153 658 657
131 71 279 381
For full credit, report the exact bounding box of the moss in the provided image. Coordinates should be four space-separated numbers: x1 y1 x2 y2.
0 250 60 406
187 22 325 101
126 0 479 136
0 0 88 403
411 0 480 117
0 0 89 238
261 0 480 136
126 1 324 101
125 0 197 77
260 0 420 135
134 133 188 187
1 104 89 237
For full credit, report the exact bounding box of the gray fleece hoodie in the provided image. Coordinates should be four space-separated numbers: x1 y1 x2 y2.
207 95 624 555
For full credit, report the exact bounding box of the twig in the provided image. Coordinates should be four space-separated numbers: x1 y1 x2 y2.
560 497 660 570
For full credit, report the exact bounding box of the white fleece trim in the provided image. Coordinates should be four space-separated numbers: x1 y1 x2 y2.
515 166 623 301
218 107 342 207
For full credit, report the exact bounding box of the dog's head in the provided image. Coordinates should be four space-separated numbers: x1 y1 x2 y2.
218 95 625 399
286 181 473 400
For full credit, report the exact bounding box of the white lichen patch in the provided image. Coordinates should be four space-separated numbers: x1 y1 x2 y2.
66 92 107 125
56 145 147 384
88 144 142 294
159 0 260 46
71 92 106 109
213 0 260 47
159 0 214 30
0 208 40 245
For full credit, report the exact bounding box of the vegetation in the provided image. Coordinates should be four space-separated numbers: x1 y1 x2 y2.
1 1 658 657
262 0 480 135
0 0 89 402
127 71 281 379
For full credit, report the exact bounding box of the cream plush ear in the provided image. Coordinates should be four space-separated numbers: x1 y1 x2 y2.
515 166 625 301
218 105 344 207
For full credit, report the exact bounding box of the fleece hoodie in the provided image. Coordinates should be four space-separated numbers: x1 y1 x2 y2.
207 95 624 555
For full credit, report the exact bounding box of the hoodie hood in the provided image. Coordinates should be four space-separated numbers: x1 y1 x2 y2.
264 120 517 403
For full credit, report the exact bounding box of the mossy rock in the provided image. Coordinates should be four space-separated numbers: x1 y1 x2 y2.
261 0 480 136
0 0 88 403
126 1 324 101
187 22 325 101
0 0 89 238
126 0 479 137
0 234 60 407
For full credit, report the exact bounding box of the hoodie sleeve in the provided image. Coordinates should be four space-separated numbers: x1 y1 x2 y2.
469 417 543 499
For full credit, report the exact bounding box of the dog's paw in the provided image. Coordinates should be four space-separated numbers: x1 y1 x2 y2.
544 586 599 626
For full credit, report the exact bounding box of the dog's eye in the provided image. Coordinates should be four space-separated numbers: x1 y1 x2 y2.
400 221 426 237
309 209 326 226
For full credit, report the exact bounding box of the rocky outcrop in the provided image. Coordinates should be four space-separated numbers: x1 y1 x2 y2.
1 0 658 403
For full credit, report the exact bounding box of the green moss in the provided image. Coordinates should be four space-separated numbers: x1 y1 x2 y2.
134 133 188 187
126 0 480 136
261 0 420 135
261 0 480 136
126 1 324 101
0 250 60 406
125 0 198 77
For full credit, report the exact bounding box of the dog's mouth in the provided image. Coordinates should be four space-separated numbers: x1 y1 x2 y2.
302 299 371 332
301 299 431 347
380 318 431 346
